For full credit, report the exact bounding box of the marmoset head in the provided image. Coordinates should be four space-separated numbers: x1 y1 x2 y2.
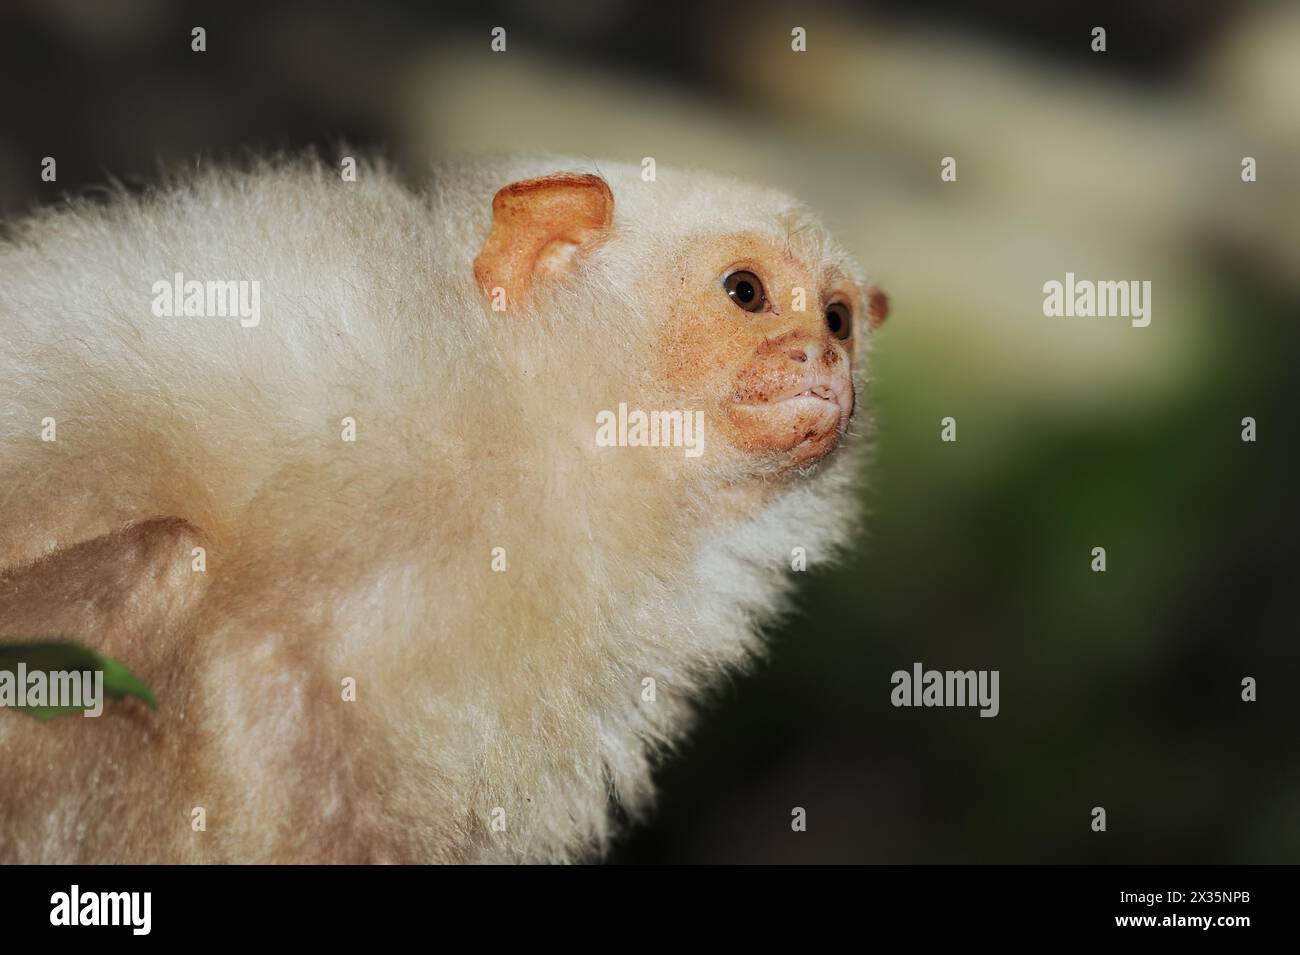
471 167 888 471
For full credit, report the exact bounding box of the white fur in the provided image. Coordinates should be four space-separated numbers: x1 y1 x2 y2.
0 155 871 862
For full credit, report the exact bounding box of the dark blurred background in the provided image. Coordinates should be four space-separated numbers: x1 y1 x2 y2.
2 0 1296 863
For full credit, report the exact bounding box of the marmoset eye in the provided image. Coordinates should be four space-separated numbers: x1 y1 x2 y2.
723 270 766 312
825 301 852 340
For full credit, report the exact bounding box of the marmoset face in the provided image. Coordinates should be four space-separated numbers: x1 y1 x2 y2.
654 233 881 467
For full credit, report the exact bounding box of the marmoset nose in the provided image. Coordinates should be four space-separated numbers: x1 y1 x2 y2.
785 330 826 363
786 342 821 364
759 326 838 368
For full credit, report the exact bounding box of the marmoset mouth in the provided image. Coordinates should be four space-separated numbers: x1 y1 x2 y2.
769 383 844 410
726 376 853 464
732 376 853 417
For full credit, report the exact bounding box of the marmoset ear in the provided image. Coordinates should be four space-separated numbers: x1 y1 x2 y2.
866 285 890 328
473 172 614 310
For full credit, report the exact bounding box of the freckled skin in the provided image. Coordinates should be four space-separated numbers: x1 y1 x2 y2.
654 233 864 467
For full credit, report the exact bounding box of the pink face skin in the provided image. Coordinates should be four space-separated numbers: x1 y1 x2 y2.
654 233 870 468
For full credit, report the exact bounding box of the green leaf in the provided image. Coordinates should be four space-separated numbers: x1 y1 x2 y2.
0 639 157 720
